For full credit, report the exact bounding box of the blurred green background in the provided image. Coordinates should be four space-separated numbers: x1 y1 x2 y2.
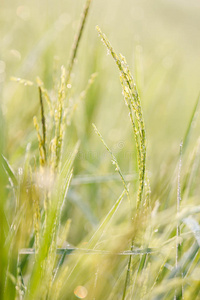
1 0 200 243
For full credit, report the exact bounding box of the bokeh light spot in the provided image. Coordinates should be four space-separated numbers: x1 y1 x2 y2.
74 286 88 299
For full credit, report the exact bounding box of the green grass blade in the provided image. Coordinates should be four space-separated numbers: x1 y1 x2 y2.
26 142 78 299
183 93 200 152
1 155 18 188
88 189 126 249
60 141 80 180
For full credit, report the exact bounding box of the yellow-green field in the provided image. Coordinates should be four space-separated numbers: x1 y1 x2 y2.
1 0 200 299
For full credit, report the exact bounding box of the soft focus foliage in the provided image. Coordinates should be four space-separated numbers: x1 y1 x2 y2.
1 0 200 299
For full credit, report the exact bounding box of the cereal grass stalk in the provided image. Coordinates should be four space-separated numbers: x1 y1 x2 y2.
120 74 141 168
96 26 146 210
37 77 54 117
97 26 147 300
29 167 40 252
66 0 92 85
55 66 66 171
33 116 45 167
39 86 47 164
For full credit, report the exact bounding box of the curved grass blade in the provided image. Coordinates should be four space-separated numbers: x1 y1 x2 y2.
88 188 126 249
183 93 200 153
64 189 127 284
1 155 18 188
153 242 200 300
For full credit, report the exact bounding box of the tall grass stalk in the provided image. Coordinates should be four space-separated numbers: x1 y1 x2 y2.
66 0 92 85
96 26 146 211
96 26 148 299
6 0 93 299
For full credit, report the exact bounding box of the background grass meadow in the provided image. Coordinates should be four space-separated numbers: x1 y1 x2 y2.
1 0 200 299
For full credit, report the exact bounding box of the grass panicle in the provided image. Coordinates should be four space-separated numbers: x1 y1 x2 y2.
96 25 146 211
24 0 93 298
66 0 92 85
38 86 47 164
55 65 66 171
96 26 148 299
33 116 46 168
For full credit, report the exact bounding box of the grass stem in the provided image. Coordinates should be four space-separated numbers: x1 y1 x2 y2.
66 0 92 85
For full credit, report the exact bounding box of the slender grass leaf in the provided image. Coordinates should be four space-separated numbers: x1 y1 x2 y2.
1 155 18 188
183 93 200 152
88 189 126 249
